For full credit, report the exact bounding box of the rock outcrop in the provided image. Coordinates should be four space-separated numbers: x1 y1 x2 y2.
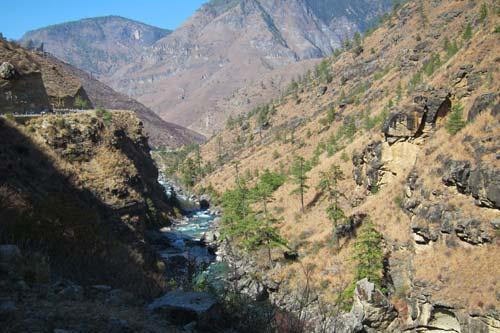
336 279 397 333
442 159 500 209
384 87 451 143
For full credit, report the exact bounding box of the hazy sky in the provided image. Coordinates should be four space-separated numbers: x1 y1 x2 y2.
0 0 207 39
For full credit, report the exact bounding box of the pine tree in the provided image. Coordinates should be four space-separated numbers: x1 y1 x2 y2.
290 156 311 212
318 165 346 245
463 22 473 41
479 3 488 24
446 102 466 135
251 170 285 214
352 221 384 286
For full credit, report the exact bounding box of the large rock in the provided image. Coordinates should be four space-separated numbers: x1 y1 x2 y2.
336 279 398 333
0 62 15 80
147 291 219 326
384 87 451 143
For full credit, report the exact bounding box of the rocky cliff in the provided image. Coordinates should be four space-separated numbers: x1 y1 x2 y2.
193 0 500 331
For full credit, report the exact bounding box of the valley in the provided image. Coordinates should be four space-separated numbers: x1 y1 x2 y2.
1 0 499 332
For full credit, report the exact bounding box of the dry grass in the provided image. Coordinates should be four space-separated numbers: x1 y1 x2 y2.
193 0 500 312
414 243 500 312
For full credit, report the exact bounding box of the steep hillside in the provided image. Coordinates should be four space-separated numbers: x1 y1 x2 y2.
22 0 393 135
175 0 499 331
21 16 171 78
0 38 204 148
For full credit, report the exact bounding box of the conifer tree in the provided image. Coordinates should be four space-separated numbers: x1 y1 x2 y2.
318 165 346 245
446 102 466 135
352 220 384 286
463 22 473 40
290 156 311 212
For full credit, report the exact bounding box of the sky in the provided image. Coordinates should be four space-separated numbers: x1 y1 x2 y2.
0 0 207 39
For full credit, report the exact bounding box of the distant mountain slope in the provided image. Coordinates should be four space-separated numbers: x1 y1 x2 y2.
21 16 171 78
47 55 206 148
107 0 392 135
20 1 393 135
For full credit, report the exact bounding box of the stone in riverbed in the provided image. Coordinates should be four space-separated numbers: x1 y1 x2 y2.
147 291 220 326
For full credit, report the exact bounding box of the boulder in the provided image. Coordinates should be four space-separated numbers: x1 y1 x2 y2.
0 62 15 80
317 86 327 96
442 160 471 193
336 213 367 239
336 279 397 332
468 167 500 209
383 106 424 143
147 291 219 326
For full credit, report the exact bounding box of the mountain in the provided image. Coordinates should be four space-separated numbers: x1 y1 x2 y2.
0 37 204 148
160 0 499 331
21 16 171 78
21 0 393 135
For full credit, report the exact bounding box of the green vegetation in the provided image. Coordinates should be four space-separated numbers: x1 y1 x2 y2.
341 220 384 310
290 156 311 212
479 3 488 24
446 101 466 135
251 170 286 214
443 37 460 59
74 96 89 110
317 164 345 246
407 70 423 93
463 22 473 40
220 172 287 264
423 52 442 77
95 107 112 125
319 105 336 128
315 59 333 84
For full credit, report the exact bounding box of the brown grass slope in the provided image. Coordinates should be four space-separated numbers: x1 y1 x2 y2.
195 0 499 328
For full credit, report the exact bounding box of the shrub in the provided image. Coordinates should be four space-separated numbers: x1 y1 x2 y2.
74 96 89 110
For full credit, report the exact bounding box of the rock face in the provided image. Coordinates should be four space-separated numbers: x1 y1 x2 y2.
353 141 418 192
442 159 500 209
23 0 393 135
148 291 219 326
384 87 451 143
0 112 172 296
336 279 397 333
467 93 498 121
